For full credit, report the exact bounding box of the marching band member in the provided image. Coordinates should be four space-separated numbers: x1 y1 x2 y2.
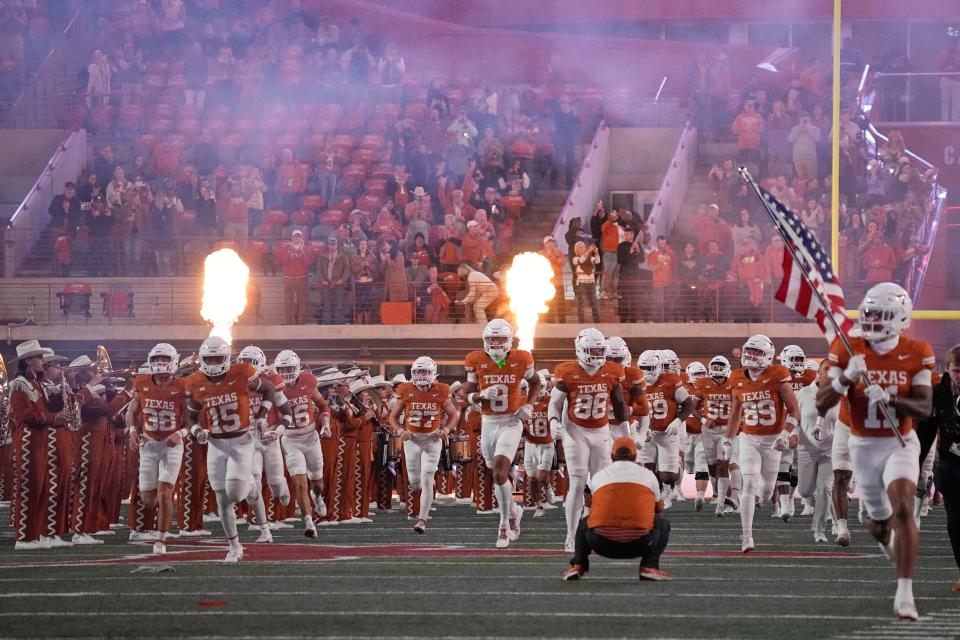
796 360 837 542
125 344 189 554
389 357 460 533
551 328 630 552
462 319 540 548
10 341 67 550
334 378 368 524
39 351 75 548
274 350 330 537
70 355 115 545
352 380 380 521
817 283 934 620
184 337 292 563
317 371 344 524
725 335 800 553
237 346 288 543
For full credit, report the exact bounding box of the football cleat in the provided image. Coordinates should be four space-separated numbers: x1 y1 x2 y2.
662 493 672 510
741 535 755 553
152 542 166 555
304 516 317 539
508 506 523 541
128 530 158 542
694 495 704 512
639 567 674 581
541 501 559 510
813 531 828 543
203 513 221 523
72 533 104 545
564 535 575 553
533 506 546 518
715 502 725 518
879 529 896 563
562 565 585 581
771 503 782 519
94 530 116 536
224 543 243 563
178 529 211 537
268 522 294 530
413 519 427 534
256 527 273 544
313 493 328 519
496 528 510 549
801 501 815 517
894 599 919 621
836 531 851 547
858 500 867 524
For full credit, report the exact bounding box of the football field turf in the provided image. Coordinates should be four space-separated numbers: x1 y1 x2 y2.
1 500 958 640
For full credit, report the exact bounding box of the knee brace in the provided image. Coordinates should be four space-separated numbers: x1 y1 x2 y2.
777 471 791 485
695 471 709 481
790 470 799 488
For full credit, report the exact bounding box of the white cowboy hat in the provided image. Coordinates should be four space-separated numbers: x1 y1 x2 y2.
413 186 426 197
450 380 462 394
70 355 96 368
348 378 370 395
391 374 407 386
15 340 47 361
42 349 69 366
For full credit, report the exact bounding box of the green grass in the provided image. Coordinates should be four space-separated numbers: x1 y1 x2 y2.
1 499 957 639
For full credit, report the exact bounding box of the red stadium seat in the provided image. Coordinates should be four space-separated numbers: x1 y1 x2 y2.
167 73 186 90
403 103 428 121
359 134 384 150
148 119 174 136
364 178 386 198
314 118 339 134
275 132 300 150
332 134 355 149
290 209 315 226
371 163 393 180
134 134 158 153
118 104 145 132
301 195 325 211
331 195 353 212
263 210 289 227
375 103 401 120
318 103 344 121
355 195 380 214
101 285 135 323
318 209 346 226
90 104 114 131
233 115 257 135
56 283 92 322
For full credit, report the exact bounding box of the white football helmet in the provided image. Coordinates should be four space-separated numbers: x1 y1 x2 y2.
576 328 606 369
482 319 514 361
237 345 266 374
198 336 232 378
741 335 775 370
604 336 631 367
858 282 912 342
708 355 732 380
637 350 662 386
274 350 301 385
147 343 179 376
536 372 548 399
411 356 437 389
779 344 807 374
659 349 681 375
685 361 708 381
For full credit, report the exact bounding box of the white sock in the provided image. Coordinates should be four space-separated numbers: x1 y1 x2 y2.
895 578 913 602
837 518 849 535
716 477 729 503
697 490 705 500
730 469 742 500
565 475 586 539
419 473 436 521
740 494 756 538
494 481 514 528
158 531 167 542
215 492 239 541
779 493 791 513
251 495 268 527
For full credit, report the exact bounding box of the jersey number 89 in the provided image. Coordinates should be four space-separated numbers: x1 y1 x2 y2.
741 399 777 427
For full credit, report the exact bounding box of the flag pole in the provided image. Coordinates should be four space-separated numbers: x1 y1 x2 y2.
738 166 905 447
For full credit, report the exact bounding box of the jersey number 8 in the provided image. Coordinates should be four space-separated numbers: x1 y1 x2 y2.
573 392 609 421
484 384 511 412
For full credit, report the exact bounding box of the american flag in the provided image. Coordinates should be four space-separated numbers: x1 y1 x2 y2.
758 186 855 345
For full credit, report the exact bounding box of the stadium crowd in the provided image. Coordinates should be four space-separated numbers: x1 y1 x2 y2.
32 1 941 327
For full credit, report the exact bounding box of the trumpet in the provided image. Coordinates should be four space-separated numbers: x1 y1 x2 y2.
0 359 10 446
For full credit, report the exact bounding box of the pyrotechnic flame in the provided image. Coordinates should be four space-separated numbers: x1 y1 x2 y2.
200 248 250 344
505 252 556 351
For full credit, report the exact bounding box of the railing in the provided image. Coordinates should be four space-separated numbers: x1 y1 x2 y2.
3 129 88 278
551 121 610 254
0 6 94 129
0 275 891 328
864 70 960 124
645 121 696 246
858 69 948 301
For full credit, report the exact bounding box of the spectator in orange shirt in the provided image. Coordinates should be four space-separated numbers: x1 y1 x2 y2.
150 133 184 177
762 234 785 285
274 229 316 324
860 229 898 285
731 100 765 170
460 220 493 270
540 235 566 323
276 148 308 211
727 237 768 322
217 174 250 238
694 204 733 255
600 211 623 300
647 235 676 319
